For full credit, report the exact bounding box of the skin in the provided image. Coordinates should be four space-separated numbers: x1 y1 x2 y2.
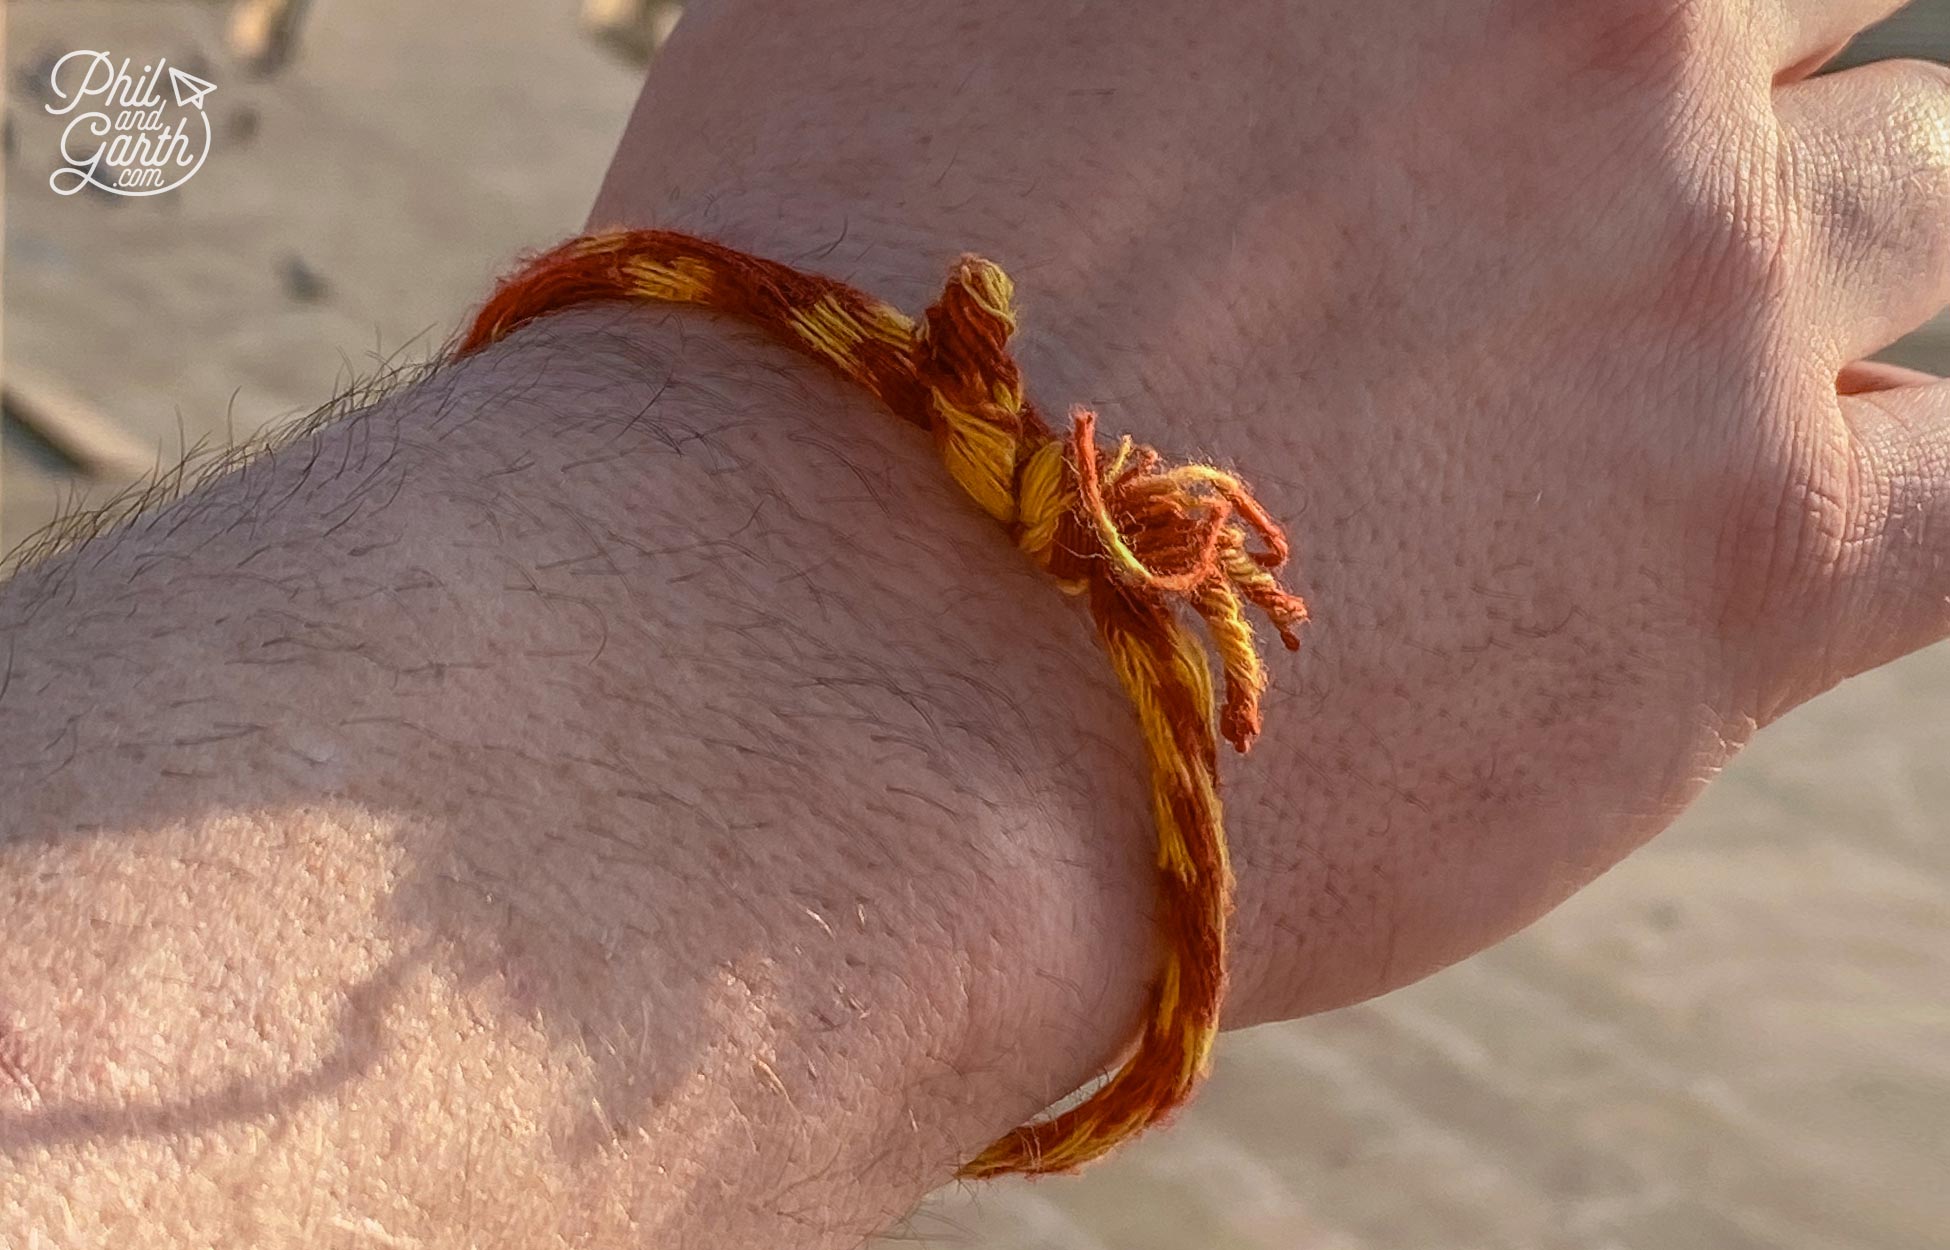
3 0 1948 1245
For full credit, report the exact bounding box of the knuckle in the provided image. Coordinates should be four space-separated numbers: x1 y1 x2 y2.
1711 415 1876 644
1790 59 1950 277
1533 2 1796 326
1654 120 1800 330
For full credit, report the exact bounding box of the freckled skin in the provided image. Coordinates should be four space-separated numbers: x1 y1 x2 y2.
7 1 1950 1246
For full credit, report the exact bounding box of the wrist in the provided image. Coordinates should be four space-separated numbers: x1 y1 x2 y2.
450 299 1163 1134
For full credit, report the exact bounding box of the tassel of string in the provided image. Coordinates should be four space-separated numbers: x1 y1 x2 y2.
456 228 1309 1176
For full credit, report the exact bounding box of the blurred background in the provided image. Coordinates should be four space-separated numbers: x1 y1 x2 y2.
2 2 1946 1247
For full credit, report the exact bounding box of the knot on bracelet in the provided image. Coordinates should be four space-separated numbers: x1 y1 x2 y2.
913 256 1308 753
456 228 1309 1178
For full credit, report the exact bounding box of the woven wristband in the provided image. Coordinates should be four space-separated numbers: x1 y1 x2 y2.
454 229 1309 1177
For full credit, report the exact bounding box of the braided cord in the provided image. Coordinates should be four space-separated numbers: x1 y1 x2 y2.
455 229 1308 1176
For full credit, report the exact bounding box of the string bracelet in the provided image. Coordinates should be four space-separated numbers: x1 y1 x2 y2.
455 229 1309 1177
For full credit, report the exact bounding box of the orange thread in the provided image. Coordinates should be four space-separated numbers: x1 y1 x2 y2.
455 229 1309 1177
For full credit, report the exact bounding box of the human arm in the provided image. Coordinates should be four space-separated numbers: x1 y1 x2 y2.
10 0 1950 1245
0 307 1161 1247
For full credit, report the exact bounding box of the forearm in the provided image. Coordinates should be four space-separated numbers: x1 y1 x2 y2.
0 307 1154 1248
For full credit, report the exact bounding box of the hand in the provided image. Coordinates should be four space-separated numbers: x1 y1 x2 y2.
595 0 1950 1026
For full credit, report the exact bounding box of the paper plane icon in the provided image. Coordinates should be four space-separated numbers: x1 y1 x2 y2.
167 66 217 110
